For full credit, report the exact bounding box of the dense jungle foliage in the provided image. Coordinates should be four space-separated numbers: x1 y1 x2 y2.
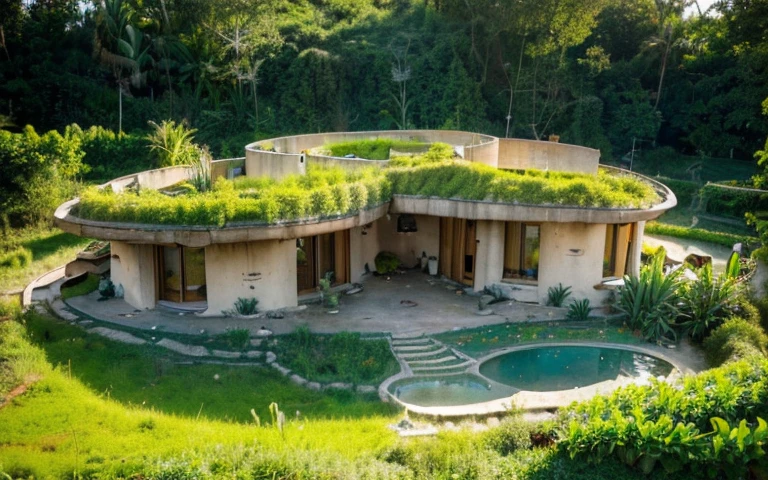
1 0 767 159
3 0 768 230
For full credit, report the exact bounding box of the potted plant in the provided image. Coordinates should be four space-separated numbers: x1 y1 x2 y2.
428 256 438 276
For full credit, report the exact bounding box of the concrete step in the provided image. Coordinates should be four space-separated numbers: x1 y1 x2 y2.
392 343 439 352
411 360 474 372
398 346 448 359
407 355 461 365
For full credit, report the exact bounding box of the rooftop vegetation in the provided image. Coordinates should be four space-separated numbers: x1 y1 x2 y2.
73 144 659 226
318 139 430 160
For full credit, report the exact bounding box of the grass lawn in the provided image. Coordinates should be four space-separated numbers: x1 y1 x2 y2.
435 320 645 357
0 227 91 293
0 315 669 479
23 313 398 423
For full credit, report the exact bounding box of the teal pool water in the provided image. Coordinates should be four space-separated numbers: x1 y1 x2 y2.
389 374 516 407
479 345 674 392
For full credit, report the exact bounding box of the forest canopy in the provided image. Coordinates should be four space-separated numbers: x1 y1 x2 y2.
1 0 767 162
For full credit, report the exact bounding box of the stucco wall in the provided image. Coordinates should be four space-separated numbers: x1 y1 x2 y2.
537 223 608 305
375 214 440 269
202 239 297 315
110 241 156 309
473 220 505 291
497 139 600 174
629 221 645 276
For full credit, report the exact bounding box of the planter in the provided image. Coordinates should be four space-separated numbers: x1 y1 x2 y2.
428 256 438 276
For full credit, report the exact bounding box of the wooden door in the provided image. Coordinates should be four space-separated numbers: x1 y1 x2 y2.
296 237 317 293
462 220 476 286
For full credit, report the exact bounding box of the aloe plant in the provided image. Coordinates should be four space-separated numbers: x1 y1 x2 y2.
546 283 572 307
566 298 592 321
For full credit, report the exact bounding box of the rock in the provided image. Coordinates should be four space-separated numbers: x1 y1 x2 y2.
479 295 495 310
356 385 377 394
270 362 291 376
444 422 457 431
211 349 241 359
255 327 273 337
475 309 494 316
306 382 322 391
324 382 353 391
290 374 307 386
249 339 263 347
486 417 500 428
265 351 277 363
245 350 263 359
90 327 146 345
346 286 363 295
78 320 93 326
266 310 284 319
156 338 208 357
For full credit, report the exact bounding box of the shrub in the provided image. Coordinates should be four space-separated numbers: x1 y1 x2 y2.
566 299 592 321
0 247 33 269
562 358 768 477
483 416 535 455
0 296 22 320
233 297 259 316
146 120 200 167
703 317 768 366
546 283 572 307
374 251 400 274
678 263 739 341
615 247 682 342
324 139 428 160
220 328 251 351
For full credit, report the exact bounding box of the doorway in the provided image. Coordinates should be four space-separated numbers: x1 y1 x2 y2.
296 231 350 294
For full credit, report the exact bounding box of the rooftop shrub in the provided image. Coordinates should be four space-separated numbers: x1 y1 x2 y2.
74 144 660 226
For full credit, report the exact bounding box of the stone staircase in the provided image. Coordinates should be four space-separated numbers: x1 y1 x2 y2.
390 336 476 376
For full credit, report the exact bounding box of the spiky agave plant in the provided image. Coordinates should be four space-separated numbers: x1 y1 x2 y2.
615 247 682 342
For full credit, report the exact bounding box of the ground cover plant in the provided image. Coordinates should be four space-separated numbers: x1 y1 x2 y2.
0 227 91 293
60 273 100 300
73 145 660 227
272 326 399 384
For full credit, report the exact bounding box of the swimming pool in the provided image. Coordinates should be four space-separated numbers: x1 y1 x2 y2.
386 344 677 412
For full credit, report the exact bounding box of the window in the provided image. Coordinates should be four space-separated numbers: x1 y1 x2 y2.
503 222 540 282
157 246 207 303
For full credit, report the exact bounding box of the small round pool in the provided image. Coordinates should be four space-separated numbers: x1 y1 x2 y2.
389 374 517 407
479 345 674 392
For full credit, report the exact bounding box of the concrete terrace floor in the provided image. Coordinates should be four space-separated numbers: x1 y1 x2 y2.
62 271 566 337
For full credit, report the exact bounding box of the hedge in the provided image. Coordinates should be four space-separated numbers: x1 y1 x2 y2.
644 222 758 248
699 183 768 219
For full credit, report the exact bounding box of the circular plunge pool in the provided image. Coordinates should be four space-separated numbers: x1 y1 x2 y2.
388 345 675 408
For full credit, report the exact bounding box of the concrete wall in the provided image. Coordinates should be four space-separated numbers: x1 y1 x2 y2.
474 220 505 291
537 223 608 305
245 150 305 181
211 158 245 182
202 239 297 315
375 214 440 269
464 138 500 167
350 222 381 282
628 221 645 276
497 139 600 174
110 241 156 309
